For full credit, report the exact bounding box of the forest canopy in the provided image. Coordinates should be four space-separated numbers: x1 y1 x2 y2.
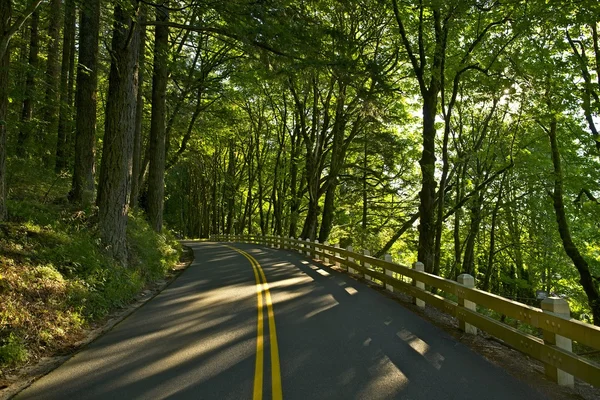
0 0 599 325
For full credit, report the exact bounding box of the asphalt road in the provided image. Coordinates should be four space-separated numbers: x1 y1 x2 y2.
16 242 547 400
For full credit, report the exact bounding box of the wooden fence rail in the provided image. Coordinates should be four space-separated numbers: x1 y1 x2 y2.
211 234 600 388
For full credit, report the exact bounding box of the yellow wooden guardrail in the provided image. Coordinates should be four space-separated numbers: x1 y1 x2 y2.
211 234 600 388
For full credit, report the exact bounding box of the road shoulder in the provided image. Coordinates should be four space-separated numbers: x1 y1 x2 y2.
0 245 195 400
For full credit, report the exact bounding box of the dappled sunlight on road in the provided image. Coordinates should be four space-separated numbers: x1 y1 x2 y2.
239 242 544 400
304 294 338 319
17 242 547 400
344 286 358 295
397 328 445 370
356 354 409 400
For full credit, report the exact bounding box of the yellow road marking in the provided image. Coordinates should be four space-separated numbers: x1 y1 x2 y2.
251 256 264 400
225 245 283 400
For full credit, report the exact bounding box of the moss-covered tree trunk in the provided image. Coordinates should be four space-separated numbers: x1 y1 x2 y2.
130 4 146 208
146 4 169 232
70 0 100 206
42 0 61 164
55 0 75 172
0 0 43 220
0 0 10 221
17 10 38 157
96 1 141 265
417 91 439 273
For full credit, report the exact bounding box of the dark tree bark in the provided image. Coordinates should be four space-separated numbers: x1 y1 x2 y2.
417 91 440 273
96 1 141 265
288 124 301 237
17 10 38 157
0 0 10 221
43 0 61 164
255 127 266 236
0 0 43 220
55 0 76 172
361 138 368 230
146 4 169 232
130 4 147 208
461 190 483 276
318 83 357 243
225 140 236 234
295 76 331 240
70 0 100 206
545 115 600 325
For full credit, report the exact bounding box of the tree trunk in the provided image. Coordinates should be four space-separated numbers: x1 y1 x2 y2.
418 92 438 273
43 0 62 165
130 4 147 208
146 4 169 232
461 191 483 276
288 129 300 237
483 180 504 291
318 83 349 242
300 149 320 240
452 165 466 279
211 160 218 234
70 0 100 206
0 0 10 221
225 140 235 234
319 180 337 242
17 10 38 157
55 0 76 172
301 197 318 240
361 138 368 230
547 116 600 325
96 1 141 265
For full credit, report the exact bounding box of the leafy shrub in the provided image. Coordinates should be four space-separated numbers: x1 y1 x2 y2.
1 159 183 371
0 333 29 366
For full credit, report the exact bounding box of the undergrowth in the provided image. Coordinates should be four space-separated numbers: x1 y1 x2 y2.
0 159 181 372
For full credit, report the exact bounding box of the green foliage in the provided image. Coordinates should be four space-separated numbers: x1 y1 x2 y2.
127 210 182 283
0 333 29 366
1 159 182 370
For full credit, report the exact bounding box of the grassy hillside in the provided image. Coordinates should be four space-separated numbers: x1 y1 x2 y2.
0 159 181 372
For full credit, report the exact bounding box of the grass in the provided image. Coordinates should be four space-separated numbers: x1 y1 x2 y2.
0 159 181 372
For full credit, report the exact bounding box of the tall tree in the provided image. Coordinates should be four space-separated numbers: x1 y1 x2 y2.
130 3 147 208
96 0 141 264
70 0 100 206
391 0 447 272
17 9 38 157
42 0 61 164
146 3 169 232
0 0 43 220
55 0 75 172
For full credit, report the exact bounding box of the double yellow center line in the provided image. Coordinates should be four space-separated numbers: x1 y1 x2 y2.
226 245 282 400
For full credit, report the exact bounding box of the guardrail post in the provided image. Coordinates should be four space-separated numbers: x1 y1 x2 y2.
412 262 425 308
334 244 341 267
384 254 394 292
292 237 298 252
305 238 311 257
315 240 320 260
346 246 354 273
541 297 574 387
323 241 330 263
457 274 477 334
363 249 371 281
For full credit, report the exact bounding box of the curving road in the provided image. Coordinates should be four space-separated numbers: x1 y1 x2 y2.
16 242 546 399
